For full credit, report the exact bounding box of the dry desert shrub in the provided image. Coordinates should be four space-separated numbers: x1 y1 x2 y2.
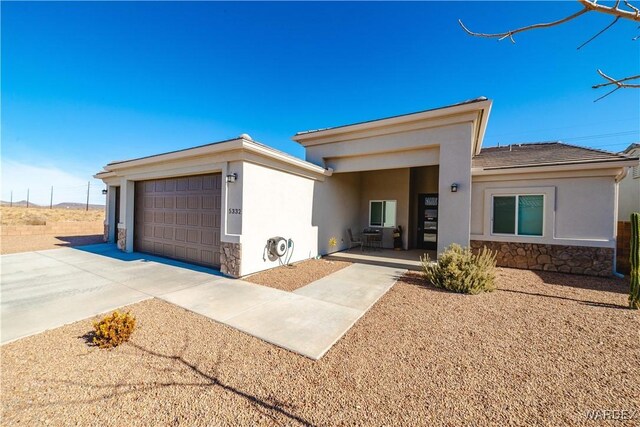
92 311 136 348
421 244 497 294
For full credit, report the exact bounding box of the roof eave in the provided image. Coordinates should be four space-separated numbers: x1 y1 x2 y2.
95 137 329 180
292 99 493 150
472 158 639 176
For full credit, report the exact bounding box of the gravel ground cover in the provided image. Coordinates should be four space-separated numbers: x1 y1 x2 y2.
244 258 352 291
0 234 104 254
1 268 638 426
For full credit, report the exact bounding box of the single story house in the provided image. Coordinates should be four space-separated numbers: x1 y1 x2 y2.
95 97 639 278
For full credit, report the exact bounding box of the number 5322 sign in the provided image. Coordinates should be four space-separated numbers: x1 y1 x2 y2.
228 208 242 215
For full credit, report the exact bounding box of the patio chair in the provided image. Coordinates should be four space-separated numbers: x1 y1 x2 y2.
347 228 362 250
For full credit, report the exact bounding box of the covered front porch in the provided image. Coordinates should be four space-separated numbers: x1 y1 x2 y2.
316 165 441 253
325 247 436 271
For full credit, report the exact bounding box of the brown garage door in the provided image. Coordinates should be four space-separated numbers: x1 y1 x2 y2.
134 174 222 268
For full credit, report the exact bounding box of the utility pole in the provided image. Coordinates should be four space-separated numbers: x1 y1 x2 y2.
26 189 30 208
50 186 54 209
10 190 12 207
86 181 90 211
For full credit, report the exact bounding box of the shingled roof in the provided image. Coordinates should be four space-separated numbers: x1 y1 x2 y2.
473 142 636 170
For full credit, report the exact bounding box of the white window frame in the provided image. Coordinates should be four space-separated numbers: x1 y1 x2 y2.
368 200 397 228
491 194 545 237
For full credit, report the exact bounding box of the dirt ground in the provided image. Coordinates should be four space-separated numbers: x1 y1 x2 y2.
0 234 105 255
2 268 638 426
0 206 104 226
244 258 352 291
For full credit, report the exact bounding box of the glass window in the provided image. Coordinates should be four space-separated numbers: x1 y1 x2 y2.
518 195 543 236
369 200 397 227
370 201 383 227
493 196 516 234
383 201 396 227
492 194 543 236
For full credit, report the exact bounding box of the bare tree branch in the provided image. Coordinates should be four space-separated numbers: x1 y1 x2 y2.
593 69 640 101
594 86 622 102
577 0 640 21
593 70 640 88
577 16 620 49
458 8 590 42
625 0 640 15
459 1 640 99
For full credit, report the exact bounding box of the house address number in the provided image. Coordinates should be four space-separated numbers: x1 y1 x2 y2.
228 208 242 215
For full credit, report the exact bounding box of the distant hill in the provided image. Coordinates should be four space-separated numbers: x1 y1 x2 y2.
0 201 104 210
54 202 105 210
0 200 40 207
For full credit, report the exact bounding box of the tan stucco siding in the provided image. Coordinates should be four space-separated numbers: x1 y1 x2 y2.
359 169 410 249
238 161 318 276
312 172 362 255
471 175 617 248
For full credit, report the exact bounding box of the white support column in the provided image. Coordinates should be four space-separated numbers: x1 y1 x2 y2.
107 186 117 243
437 124 474 255
118 178 135 253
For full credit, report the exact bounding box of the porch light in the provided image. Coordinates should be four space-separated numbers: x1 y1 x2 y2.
226 173 238 183
101 188 108 195
451 183 458 193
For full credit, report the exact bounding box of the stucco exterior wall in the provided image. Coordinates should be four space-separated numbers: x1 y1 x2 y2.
312 172 361 255
470 174 617 248
238 161 318 276
359 169 410 249
436 123 474 254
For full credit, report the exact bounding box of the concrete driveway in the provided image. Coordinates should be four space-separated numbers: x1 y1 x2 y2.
1 244 404 359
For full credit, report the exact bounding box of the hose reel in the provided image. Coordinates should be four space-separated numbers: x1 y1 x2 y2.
264 236 294 265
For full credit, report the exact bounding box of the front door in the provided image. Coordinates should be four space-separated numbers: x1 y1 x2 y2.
417 193 438 250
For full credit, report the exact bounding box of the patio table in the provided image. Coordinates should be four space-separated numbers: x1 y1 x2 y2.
362 230 382 251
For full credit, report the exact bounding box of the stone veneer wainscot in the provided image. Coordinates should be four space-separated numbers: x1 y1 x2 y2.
117 227 127 251
220 242 241 278
470 240 614 277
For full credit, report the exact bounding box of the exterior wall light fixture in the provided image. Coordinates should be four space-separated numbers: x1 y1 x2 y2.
451 183 458 193
226 173 238 183
101 188 108 195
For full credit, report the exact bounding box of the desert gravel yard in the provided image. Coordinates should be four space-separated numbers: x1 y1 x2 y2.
2 268 639 426
244 258 352 291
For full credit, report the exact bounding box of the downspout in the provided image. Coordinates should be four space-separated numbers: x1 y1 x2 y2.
612 167 629 278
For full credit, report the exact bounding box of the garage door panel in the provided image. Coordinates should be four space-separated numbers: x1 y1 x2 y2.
187 212 198 226
202 196 214 209
164 213 175 225
187 196 199 210
202 213 215 227
134 173 221 269
188 177 203 191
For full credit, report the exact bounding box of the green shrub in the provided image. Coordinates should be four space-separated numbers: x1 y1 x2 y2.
420 244 497 294
92 311 136 348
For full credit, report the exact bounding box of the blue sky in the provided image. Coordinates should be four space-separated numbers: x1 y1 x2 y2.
2 1 639 204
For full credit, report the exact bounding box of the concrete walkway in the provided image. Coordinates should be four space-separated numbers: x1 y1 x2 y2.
1 244 405 359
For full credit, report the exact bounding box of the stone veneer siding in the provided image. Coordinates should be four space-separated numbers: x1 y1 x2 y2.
220 242 241 278
470 240 614 277
117 227 127 251
103 224 109 243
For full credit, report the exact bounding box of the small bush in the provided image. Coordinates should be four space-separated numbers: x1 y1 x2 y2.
421 244 497 294
22 213 46 225
92 311 136 348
